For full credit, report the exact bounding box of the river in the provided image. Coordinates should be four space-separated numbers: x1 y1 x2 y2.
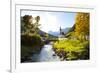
32 43 61 62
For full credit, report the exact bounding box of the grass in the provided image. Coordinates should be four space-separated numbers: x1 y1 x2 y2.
53 39 89 60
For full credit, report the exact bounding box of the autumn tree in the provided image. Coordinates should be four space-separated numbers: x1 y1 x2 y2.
74 13 90 40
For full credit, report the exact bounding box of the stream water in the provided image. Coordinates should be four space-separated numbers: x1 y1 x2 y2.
32 43 61 62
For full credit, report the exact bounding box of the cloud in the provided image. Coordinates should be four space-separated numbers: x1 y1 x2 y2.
39 12 60 33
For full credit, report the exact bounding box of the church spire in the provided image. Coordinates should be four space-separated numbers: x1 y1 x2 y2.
60 26 62 35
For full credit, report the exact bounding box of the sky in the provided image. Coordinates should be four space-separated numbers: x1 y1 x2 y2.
21 10 76 33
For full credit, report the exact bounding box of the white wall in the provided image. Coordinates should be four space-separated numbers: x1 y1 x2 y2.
0 0 99 73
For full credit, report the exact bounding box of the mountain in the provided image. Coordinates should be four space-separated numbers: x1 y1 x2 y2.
65 24 76 38
48 27 71 36
67 24 75 33
48 31 59 37
62 27 71 34
38 29 57 38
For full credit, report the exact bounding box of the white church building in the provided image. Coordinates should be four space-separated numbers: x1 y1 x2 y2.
58 27 68 40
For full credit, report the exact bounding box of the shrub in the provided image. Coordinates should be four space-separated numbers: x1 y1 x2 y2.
21 33 42 46
53 40 89 60
21 34 44 62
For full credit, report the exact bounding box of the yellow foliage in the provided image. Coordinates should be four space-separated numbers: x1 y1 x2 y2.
75 13 90 40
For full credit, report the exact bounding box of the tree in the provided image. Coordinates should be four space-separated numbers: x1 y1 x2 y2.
21 15 41 34
23 15 33 29
33 16 41 33
74 13 90 40
22 15 33 34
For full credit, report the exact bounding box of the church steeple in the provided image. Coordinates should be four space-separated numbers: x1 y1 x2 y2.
59 27 66 39
60 26 62 35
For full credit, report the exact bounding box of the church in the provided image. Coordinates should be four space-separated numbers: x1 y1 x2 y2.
58 27 67 40
59 27 65 38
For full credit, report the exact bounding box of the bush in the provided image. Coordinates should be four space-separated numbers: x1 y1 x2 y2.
21 34 44 62
53 40 89 60
21 34 42 46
